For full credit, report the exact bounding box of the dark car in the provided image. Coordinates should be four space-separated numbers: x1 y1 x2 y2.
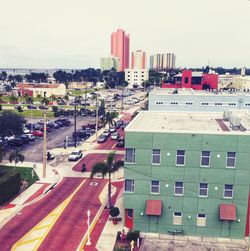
116 120 123 128
54 121 63 127
72 130 89 140
39 105 49 110
8 138 24 147
116 138 125 147
27 105 37 109
18 135 30 144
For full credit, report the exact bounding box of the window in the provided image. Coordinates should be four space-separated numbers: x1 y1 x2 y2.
127 209 133 218
199 183 208 197
184 77 189 84
224 184 234 198
174 182 184 196
226 152 236 168
197 214 206 227
152 149 161 165
151 180 160 194
173 212 182 225
201 151 210 167
125 179 134 193
125 148 135 163
176 150 185 166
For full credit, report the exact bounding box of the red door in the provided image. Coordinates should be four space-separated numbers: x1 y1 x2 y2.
245 193 250 237
125 209 133 229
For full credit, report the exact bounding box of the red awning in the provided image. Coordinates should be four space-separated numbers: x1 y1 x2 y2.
220 204 237 221
146 200 162 216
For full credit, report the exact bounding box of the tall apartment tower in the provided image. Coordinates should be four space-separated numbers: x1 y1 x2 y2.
111 29 130 72
150 53 176 70
131 50 146 69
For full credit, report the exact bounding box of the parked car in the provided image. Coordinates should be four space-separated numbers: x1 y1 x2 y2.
26 133 36 141
68 149 83 161
55 121 63 127
40 126 52 133
102 129 110 137
47 151 55 160
97 134 107 143
8 138 23 147
18 135 30 144
110 126 116 133
116 138 125 147
23 127 30 134
111 132 120 140
27 105 37 109
116 120 123 128
32 130 44 137
39 105 49 110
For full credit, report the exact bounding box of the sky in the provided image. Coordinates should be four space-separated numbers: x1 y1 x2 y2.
0 0 250 69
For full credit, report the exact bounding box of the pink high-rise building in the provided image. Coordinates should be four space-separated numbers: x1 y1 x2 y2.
111 29 130 71
131 50 146 69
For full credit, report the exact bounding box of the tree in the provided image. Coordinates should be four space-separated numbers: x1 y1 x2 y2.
142 80 151 91
90 152 124 208
0 111 25 143
26 96 34 104
50 95 56 102
41 97 49 106
105 111 118 129
9 150 25 171
36 94 42 99
0 146 3 162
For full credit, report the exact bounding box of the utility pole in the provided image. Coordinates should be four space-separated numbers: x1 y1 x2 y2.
121 88 124 113
74 101 77 147
42 112 47 179
95 94 99 139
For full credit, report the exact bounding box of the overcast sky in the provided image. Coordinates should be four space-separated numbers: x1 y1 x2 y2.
0 0 250 69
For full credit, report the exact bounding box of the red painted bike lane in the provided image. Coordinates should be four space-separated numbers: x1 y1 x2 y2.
37 178 108 251
83 180 124 251
0 177 83 251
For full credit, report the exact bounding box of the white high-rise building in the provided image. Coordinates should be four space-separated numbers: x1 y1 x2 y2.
150 53 176 70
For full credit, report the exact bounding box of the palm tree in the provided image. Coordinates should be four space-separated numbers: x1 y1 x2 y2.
41 97 49 106
9 150 25 172
36 94 42 100
105 111 118 129
26 96 34 104
90 152 123 209
63 94 69 105
50 95 56 102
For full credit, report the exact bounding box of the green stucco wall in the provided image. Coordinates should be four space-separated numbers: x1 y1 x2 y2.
124 131 250 238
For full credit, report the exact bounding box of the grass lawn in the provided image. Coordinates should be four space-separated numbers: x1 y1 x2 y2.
69 88 98 96
0 109 55 118
0 165 39 187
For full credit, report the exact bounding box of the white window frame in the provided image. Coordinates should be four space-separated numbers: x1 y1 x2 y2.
150 180 160 194
198 183 208 197
200 151 211 167
223 184 234 199
174 181 184 196
124 179 135 193
176 150 185 166
152 149 161 165
197 214 206 227
226 152 236 168
173 212 182 225
125 148 135 164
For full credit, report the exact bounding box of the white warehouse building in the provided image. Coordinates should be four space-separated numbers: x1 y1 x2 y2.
149 88 250 112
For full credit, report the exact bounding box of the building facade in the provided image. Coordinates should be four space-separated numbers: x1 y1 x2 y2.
131 50 146 69
124 111 250 239
111 29 130 71
150 53 176 71
125 69 149 89
100 56 120 71
148 88 250 112
162 70 218 90
17 83 66 97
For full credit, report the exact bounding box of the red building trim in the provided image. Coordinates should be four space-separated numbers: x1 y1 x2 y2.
245 192 250 237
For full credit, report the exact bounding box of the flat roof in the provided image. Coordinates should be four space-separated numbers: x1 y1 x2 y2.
125 111 250 135
150 88 250 96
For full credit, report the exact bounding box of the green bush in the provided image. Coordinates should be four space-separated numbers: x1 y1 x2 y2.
0 172 20 205
126 230 140 241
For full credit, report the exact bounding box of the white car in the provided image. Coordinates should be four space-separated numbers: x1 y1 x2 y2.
111 132 120 140
23 127 30 134
68 150 83 161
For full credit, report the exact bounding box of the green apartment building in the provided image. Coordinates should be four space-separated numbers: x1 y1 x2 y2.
124 111 250 239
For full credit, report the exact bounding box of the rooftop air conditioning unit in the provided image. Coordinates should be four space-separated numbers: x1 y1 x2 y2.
223 110 232 121
229 115 241 130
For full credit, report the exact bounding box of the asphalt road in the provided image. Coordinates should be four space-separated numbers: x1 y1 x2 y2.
5 116 95 163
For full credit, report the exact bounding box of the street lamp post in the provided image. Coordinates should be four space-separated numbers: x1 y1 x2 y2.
86 209 91 246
